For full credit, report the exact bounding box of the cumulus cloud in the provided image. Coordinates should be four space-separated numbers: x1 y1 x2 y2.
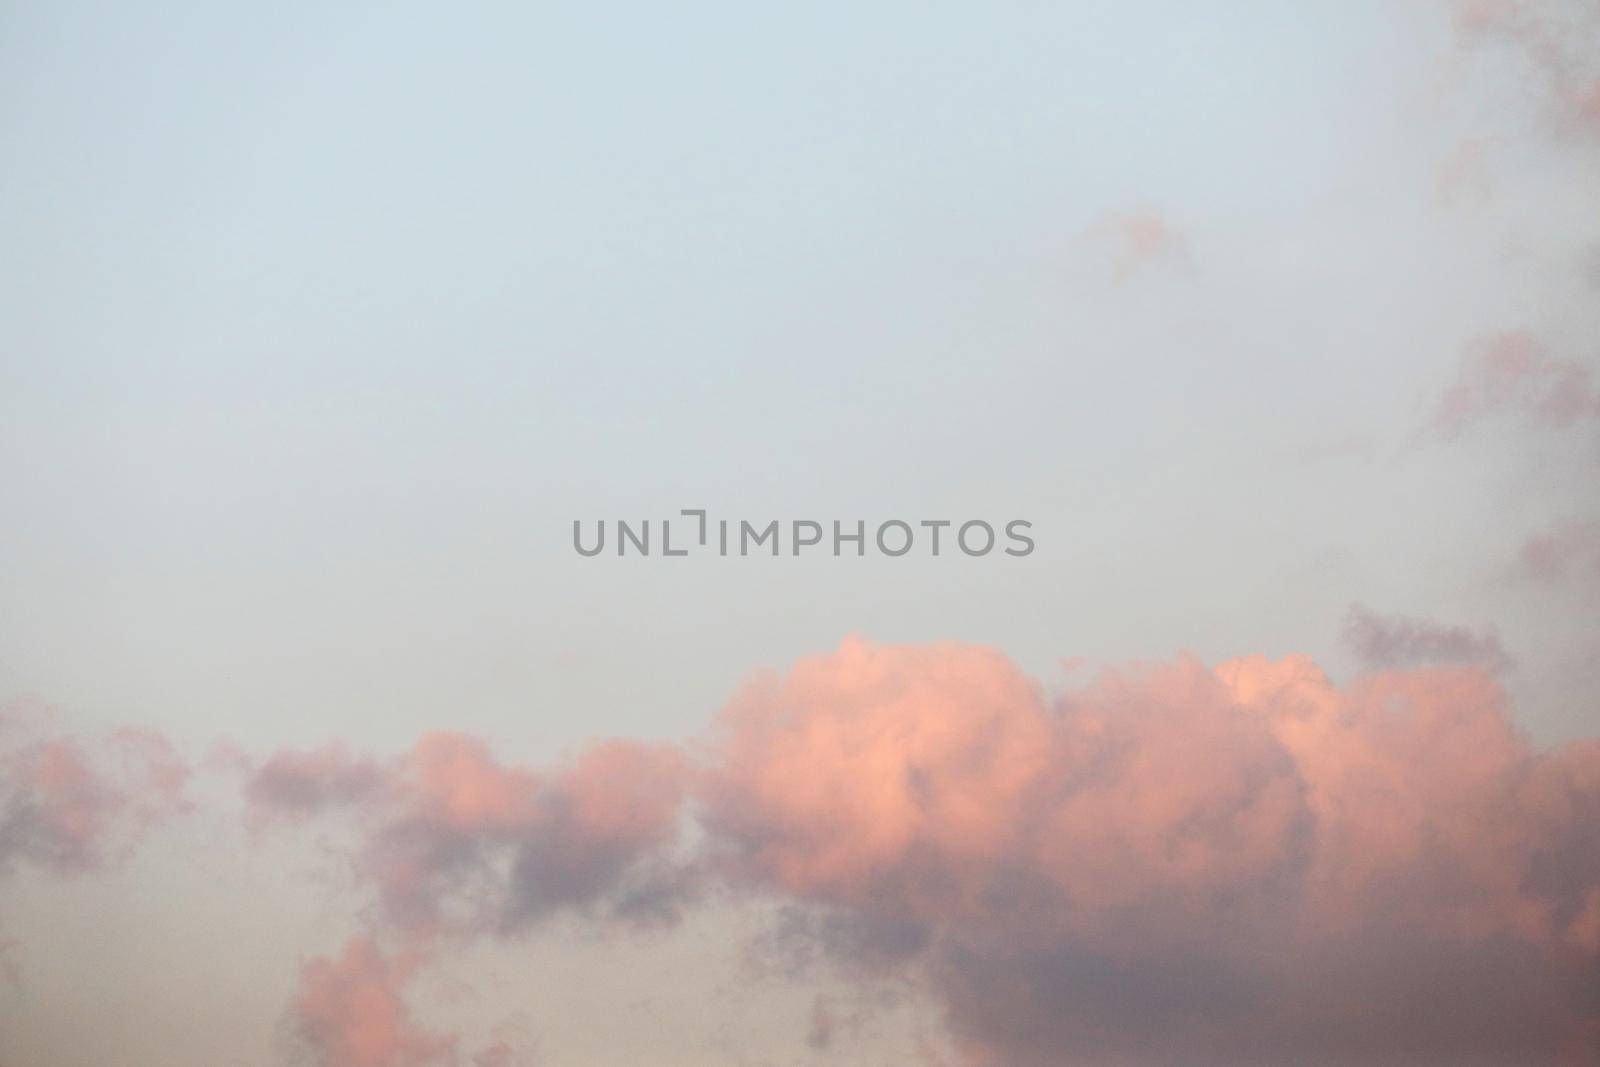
246 733 688 938
696 638 1600 1064
1429 330 1600 440
1342 602 1514 672
0 716 189 876
239 637 1600 1063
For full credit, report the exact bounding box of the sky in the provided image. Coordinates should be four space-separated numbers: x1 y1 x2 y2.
1 1 1599 1064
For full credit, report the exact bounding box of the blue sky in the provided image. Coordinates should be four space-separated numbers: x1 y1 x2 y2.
4 1 1594 756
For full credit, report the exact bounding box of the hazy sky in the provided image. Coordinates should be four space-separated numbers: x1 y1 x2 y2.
2 2 1598 1065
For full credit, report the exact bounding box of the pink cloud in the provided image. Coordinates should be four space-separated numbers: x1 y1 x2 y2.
291 938 456 1067
1086 208 1193 281
1516 516 1600 583
0 722 190 875
245 741 385 819
471 1042 525 1067
289 938 540 1067
242 636 1600 1062
1452 0 1600 140
1429 330 1600 439
699 639 1600 1063
247 733 688 937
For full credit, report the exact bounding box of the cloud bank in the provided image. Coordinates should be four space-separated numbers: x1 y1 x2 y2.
240 638 1600 1065
704 639 1600 1064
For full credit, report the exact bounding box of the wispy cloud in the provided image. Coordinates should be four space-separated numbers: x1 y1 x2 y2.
0 713 189 877
289 938 456 1067
246 733 688 938
1435 135 1498 205
1085 208 1194 282
1428 330 1599 440
1342 603 1513 672
1515 516 1600 584
1452 0 1600 141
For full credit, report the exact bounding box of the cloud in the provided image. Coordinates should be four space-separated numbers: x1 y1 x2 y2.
801 990 893 1055
1516 516 1600 583
246 733 688 938
1451 0 1600 141
1085 208 1193 281
288 937 541 1067
1429 330 1600 440
1342 602 1514 672
1436 135 1497 204
290 938 456 1067
241 637 1600 1063
471 1041 536 1067
807 996 836 1051
696 638 1600 1064
245 741 385 820
0 716 189 876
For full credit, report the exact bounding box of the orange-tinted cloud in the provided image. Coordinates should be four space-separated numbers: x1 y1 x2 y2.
1430 330 1600 439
